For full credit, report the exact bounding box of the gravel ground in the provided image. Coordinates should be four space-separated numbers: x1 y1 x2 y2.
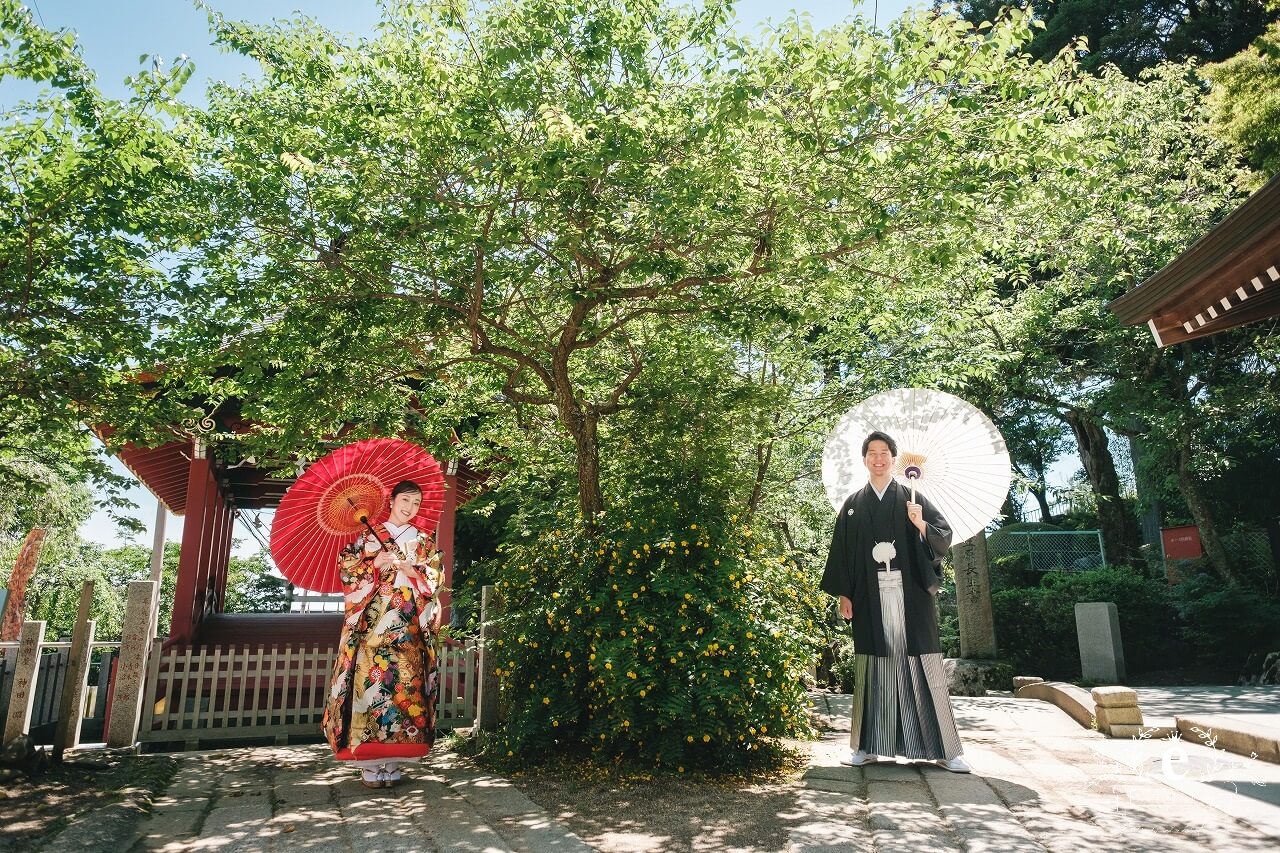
503 741 815 852
0 751 176 853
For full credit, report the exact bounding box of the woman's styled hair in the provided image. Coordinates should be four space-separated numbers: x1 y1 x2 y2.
390 480 422 500
861 430 898 457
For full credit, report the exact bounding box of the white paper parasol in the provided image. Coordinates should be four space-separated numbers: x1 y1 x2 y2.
821 388 1011 542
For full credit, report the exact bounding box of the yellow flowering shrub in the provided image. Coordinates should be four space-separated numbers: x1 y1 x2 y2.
488 508 823 771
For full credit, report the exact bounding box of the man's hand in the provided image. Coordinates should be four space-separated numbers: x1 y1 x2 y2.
906 501 927 535
839 595 853 621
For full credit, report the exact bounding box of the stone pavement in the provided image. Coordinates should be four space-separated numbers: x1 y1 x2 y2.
64 691 1280 852
794 692 1280 852
118 745 593 853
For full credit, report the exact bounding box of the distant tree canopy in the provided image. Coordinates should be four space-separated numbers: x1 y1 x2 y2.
1205 15 1280 180
949 0 1280 76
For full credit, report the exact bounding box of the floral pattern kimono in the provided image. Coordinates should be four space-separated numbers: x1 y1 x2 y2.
322 521 441 761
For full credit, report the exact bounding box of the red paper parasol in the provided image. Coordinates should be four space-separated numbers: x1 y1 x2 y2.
270 438 446 593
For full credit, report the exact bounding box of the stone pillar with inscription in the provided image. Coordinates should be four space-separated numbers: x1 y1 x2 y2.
106 580 158 748
3 620 46 746
54 581 96 758
952 530 998 659
476 584 502 731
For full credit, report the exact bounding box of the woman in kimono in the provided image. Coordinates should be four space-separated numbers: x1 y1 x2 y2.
322 480 442 788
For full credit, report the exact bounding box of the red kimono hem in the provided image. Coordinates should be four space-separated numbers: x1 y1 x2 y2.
334 743 432 761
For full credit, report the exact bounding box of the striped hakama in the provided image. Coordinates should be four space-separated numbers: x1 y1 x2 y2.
849 570 963 760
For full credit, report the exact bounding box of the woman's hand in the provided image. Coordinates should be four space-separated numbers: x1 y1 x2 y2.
839 595 853 621
372 549 402 571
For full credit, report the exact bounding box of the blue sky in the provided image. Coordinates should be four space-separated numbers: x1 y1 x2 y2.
13 1 923 104
6 0 929 550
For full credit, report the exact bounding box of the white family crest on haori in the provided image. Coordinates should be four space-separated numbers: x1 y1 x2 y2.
821 388 1012 542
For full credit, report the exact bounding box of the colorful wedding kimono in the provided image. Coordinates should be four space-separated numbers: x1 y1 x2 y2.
322 521 441 782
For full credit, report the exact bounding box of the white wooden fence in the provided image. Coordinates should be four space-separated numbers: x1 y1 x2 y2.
138 639 479 747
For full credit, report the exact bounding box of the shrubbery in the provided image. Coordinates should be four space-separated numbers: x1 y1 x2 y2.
488 507 823 772
992 566 1179 680
1173 571 1280 665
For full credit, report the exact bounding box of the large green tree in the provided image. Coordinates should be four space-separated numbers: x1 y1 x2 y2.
137 0 1092 526
926 62 1268 580
0 0 193 522
1204 8 1280 181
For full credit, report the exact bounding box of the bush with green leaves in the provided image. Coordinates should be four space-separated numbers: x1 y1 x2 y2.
1173 571 1280 667
488 506 823 772
992 566 1179 680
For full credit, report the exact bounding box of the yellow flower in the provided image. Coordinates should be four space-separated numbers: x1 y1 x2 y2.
702 734 710 743
686 735 694 743
605 662 613 670
638 689 646 697
543 697 551 705
723 669 730 677
552 719 559 727
627 671 637 679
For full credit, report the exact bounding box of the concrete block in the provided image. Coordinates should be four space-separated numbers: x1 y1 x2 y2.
1105 724 1144 739
1075 602 1125 683
1095 705 1143 729
1090 686 1137 708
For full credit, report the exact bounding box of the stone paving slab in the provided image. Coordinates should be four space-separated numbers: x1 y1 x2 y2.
35 689 1280 853
795 692 1280 853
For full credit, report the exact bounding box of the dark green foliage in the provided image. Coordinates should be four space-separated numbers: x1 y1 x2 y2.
950 1 1280 77
1173 571 1280 665
224 552 293 614
992 566 1179 679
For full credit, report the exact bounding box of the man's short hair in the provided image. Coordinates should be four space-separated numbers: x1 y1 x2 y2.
862 431 898 457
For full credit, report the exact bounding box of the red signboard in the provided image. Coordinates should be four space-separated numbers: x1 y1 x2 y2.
1162 525 1204 560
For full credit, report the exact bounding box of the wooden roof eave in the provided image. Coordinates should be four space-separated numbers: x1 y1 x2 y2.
1110 173 1280 345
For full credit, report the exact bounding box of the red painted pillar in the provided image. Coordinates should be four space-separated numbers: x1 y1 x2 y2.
169 453 211 645
436 469 459 626
196 468 217 620
211 498 234 613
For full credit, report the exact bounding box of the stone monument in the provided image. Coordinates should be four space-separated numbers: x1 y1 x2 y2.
1075 601 1126 683
953 530 997 659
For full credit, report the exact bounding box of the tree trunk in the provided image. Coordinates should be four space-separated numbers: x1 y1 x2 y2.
1 528 47 642
559 401 605 526
1065 411 1144 567
1174 428 1240 585
1031 483 1053 523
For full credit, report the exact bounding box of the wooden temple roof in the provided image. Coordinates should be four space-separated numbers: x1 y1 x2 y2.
1110 173 1280 346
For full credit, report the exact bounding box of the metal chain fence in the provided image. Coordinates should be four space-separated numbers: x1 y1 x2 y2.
1165 527 1278 591
986 529 1107 572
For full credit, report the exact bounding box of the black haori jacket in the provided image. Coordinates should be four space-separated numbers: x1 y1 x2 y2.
820 480 953 657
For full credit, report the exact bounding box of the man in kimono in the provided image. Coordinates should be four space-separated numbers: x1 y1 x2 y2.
821 431 970 773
